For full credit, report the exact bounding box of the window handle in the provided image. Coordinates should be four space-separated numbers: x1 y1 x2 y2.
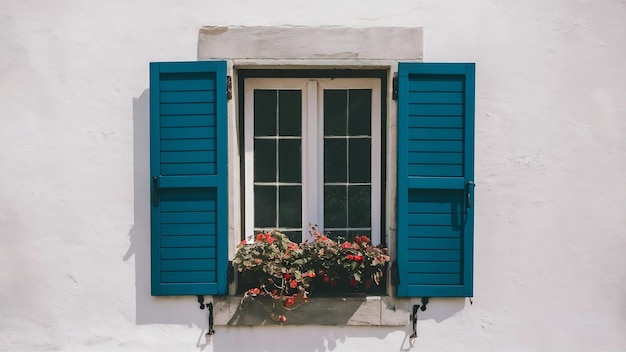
466 181 474 208
152 176 159 206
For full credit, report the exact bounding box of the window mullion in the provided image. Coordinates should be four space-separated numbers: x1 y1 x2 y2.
303 80 318 242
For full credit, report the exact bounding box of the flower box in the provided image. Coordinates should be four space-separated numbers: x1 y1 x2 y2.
233 228 391 319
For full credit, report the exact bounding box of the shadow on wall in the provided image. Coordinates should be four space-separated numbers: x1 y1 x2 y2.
123 90 208 327
122 89 467 351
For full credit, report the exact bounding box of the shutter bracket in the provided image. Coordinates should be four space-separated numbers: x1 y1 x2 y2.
409 298 429 347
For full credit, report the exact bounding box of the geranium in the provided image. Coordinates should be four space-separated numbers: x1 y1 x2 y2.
233 227 391 309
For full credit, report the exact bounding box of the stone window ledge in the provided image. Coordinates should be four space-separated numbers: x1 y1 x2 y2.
212 296 410 326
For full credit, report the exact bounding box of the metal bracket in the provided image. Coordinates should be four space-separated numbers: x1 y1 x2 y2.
197 295 206 310
409 304 419 347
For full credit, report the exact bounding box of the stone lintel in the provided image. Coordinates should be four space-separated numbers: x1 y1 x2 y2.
198 26 423 61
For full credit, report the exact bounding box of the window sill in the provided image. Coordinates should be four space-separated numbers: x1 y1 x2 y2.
212 295 410 326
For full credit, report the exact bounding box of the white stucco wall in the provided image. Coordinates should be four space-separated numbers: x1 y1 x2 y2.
1 1 625 351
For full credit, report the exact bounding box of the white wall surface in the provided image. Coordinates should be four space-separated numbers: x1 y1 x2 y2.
1 0 625 351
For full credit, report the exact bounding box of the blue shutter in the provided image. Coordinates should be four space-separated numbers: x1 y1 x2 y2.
397 63 475 297
150 61 228 296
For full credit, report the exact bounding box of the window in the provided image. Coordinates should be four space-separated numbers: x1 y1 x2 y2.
242 77 383 244
149 61 475 298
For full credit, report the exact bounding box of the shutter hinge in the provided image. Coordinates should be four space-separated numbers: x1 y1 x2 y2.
227 260 235 283
391 261 400 285
392 75 398 101
226 76 233 100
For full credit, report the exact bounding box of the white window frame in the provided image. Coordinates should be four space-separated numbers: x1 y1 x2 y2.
243 77 382 244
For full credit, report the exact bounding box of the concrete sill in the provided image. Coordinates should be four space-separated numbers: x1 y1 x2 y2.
213 295 410 326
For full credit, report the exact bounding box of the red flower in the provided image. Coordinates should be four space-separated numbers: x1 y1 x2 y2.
278 315 287 322
346 254 355 261
284 297 295 307
284 273 291 280
341 242 352 249
323 276 330 283
256 234 264 242
350 279 359 287
266 236 276 243
239 240 247 245
355 255 363 262
290 280 297 289
308 271 316 278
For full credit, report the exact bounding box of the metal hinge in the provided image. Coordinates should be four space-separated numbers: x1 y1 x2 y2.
391 261 400 285
226 76 233 100
392 75 398 101
227 260 235 283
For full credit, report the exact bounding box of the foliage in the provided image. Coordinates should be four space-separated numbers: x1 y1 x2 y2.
233 227 390 309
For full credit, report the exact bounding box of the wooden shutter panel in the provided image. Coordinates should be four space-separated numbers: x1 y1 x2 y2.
150 61 228 296
396 63 475 297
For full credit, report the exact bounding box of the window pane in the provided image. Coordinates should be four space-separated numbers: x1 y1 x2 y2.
324 185 347 228
254 186 276 228
349 138 371 183
278 90 301 136
347 230 371 243
282 231 302 243
324 90 347 136
348 89 371 136
348 185 370 228
254 139 276 182
279 186 302 228
327 230 348 242
324 138 346 183
279 139 301 183
254 90 277 136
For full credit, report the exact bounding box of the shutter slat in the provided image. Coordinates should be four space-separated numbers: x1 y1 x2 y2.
160 90 216 103
161 271 217 283
162 259 217 271
161 127 215 139
161 115 215 127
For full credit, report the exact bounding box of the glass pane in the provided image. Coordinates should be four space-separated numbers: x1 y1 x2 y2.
349 138 371 183
348 185 370 228
254 139 276 182
348 89 372 136
324 138 346 183
279 139 301 183
347 230 372 243
254 186 276 228
279 186 302 228
254 90 277 136
283 231 302 243
278 90 301 136
324 185 347 228
324 90 347 136
327 230 348 242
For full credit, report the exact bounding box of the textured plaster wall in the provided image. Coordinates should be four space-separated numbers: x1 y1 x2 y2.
1 1 625 351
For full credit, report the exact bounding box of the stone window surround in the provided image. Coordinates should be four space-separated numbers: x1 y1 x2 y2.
198 26 423 326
